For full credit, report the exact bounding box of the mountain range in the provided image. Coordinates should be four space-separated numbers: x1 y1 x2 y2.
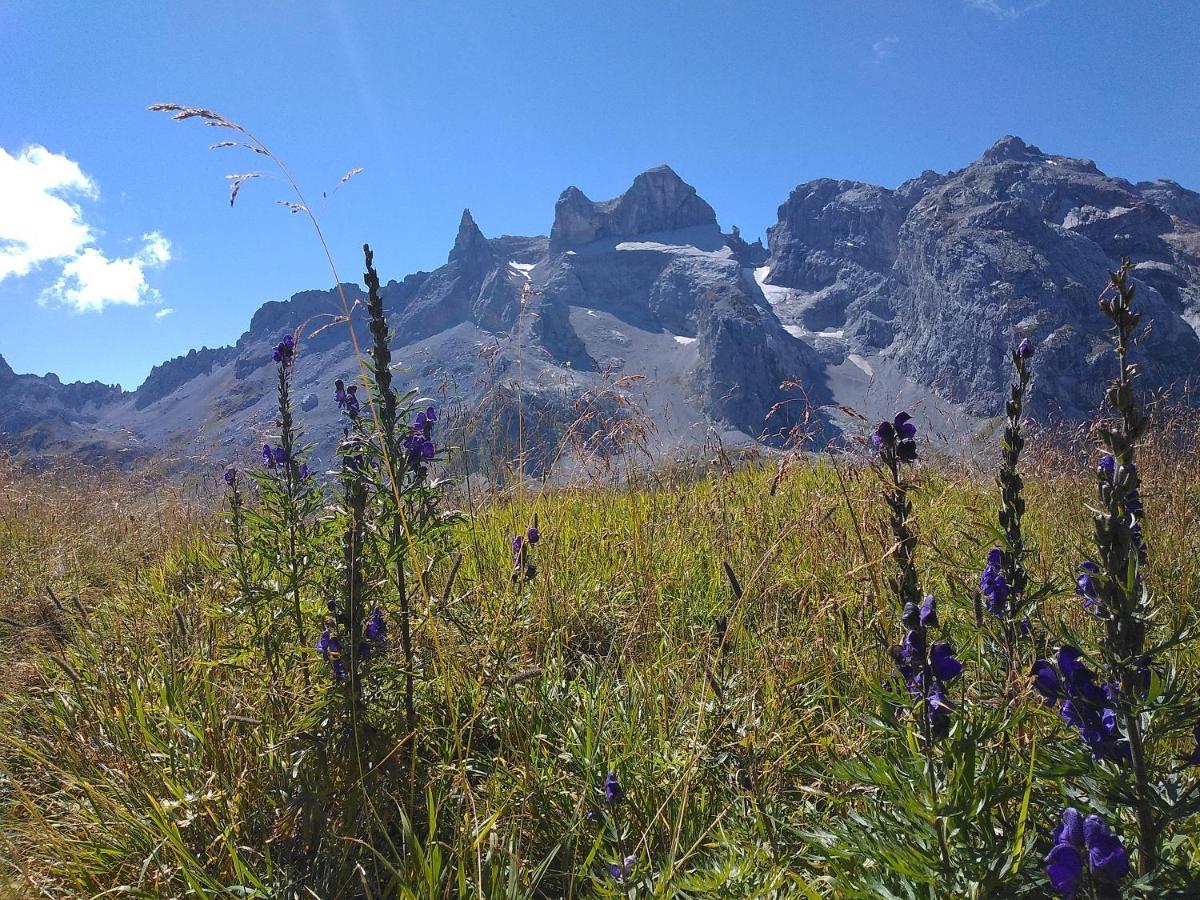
4 136 1199 473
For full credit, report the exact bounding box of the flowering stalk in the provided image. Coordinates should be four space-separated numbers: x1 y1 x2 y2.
1087 261 1157 874
871 412 954 872
981 339 1036 656
361 243 421 754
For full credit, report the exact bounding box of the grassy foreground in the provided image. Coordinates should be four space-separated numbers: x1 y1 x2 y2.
0 431 1198 897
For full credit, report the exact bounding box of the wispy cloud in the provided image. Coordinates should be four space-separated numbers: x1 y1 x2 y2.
873 35 899 63
965 0 1051 19
154 306 175 320
0 145 173 313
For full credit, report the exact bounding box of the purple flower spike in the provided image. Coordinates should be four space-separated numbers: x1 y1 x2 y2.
1017 338 1034 359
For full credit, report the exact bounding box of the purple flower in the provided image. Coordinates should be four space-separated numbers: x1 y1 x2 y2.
223 466 236 485
527 526 541 545
365 605 387 648
1075 561 1101 615
335 379 360 418
603 770 625 805
1045 841 1083 898
608 854 636 882
919 593 938 628
930 642 963 682
1031 659 1059 704
402 430 435 464
1017 338 1034 359
272 334 295 365
413 406 437 438
1098 453 1116 477
262 444 274 468
980 547 1010 617
1083 815 1128 883
273 446 288 466
871 411 918 463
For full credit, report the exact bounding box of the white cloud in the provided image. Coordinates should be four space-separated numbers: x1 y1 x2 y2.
873 35 899 63
45 232 173 312
965 0 1051 18
155 306 175 319
0 144 173 313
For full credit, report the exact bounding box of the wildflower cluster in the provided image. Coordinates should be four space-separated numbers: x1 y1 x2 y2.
402 406 437 468
272 334 295 365
979 337 1036 640
334 378 360 418
889 594 963 740
598 771 635 883
1043 807 1128 897
1031 647 1130 762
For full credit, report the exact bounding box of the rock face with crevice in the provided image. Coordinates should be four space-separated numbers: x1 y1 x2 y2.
3 138 1199 471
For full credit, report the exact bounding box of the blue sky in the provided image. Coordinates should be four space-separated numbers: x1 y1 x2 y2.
2 0 1198 388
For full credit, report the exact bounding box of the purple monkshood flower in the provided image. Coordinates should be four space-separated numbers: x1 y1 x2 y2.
527 526 541 545
900 594 938 631
1031 659 1060 704
298 462 310 480
1046 808 1127 896
980 547 1010 617
608 854 636 882
223 466 236 486
1083 815 1129 883
272 334 295 365
402 431 435 464
1017 338 1034 359
334 379 360 418
930 642 963 682
1099 453 1116 477
1037 647 1129 762
262 444 275 468
413 406 437 438
365 606 387 649
1075 561 1102 615
603 771 625 805
871 411 918 463
273 446 288 467
1045 807 1085 898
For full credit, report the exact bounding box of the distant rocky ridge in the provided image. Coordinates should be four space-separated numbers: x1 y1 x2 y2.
4 137 1199 471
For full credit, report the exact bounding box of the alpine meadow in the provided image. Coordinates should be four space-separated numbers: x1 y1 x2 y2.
3 4 1200 897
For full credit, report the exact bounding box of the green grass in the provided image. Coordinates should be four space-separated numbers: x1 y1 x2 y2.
1 438 1198 897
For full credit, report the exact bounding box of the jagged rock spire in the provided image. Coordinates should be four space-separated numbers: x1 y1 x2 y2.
448 208 494 272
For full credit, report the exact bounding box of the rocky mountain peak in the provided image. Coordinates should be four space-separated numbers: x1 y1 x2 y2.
981 134 1041 164
550 165 717 249
0 353 12 380
448 208 494 271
